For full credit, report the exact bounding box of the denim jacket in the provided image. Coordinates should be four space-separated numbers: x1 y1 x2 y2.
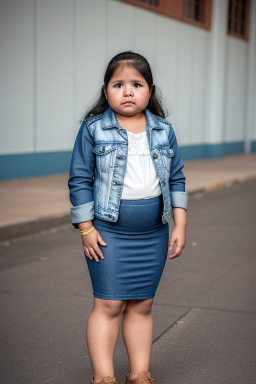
68 107 189 227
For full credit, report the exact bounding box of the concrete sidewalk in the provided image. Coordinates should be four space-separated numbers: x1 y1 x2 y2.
1 153 256 241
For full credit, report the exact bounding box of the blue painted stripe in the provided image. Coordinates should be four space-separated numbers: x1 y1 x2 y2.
251 140 256 152
0 151 72 180
179 145 205 160
0 141 255 181
180 141 246 160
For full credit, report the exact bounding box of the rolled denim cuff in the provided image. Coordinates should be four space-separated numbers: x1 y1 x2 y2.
70 201 94 228
170 191 189 211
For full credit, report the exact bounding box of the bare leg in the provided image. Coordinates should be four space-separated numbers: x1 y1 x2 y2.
122 299 154 379
86 297 127 383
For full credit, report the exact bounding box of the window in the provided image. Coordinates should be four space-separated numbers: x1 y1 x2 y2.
228 0 250 40
117 0 163 13
184 0 205 23
136 0 158 6
118 0 212 30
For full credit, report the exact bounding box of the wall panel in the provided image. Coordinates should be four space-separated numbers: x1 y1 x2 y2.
107 1 135 55
0 0 34 154
74 0 107 138
155 15 178 127
175 24 194 145
36 0 74 151
224 38 248 142
190 28 208 144
134 7 157 72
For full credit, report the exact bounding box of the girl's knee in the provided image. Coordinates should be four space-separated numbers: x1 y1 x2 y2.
94 297 127 317
125 298 153 316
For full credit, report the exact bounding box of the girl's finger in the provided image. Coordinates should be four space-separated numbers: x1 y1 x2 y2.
94 245 104 260
97 233 107 246
169 245 183 259
89 247 99 262
84 247 93 260
168 242 177 254
168 241 176 251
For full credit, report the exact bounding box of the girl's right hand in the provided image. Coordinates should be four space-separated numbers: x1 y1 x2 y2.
81 228 107 262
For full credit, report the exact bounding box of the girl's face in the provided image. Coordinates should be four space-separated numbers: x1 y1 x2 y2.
103 64 152 118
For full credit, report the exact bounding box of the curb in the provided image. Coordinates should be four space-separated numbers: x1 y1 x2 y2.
188 174 256 195
0 214 70 243
1 175 256 242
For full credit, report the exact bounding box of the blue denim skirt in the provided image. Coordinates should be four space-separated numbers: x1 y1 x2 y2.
85 194 169 300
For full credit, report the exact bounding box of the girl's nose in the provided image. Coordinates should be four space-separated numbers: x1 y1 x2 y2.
124 86 133 96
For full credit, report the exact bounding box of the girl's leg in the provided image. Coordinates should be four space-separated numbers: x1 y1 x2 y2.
121 298 154 379
86 297 127 383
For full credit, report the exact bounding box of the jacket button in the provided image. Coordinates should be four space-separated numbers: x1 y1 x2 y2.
161 180 166 186
153 154 158 159
100 146 105 152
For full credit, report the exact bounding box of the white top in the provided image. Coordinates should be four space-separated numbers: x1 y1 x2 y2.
121 130 162 200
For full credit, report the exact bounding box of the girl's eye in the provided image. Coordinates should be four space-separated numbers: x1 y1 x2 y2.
114 83 123 88
134 83 142 88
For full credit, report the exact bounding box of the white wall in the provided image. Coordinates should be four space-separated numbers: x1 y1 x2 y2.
75 0 108 135
36 0 74 151
224 38 249 143
0 0 255 156
0 0 34 154
245 0 256 146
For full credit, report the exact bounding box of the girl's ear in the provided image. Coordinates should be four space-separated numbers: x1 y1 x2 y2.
103 85 107 100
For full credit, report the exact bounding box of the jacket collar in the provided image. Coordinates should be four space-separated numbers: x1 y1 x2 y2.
102 106 163 130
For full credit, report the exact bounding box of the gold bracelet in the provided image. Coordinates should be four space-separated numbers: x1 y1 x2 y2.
80 227 95 236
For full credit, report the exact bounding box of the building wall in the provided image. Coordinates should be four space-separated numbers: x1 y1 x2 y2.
0 0 34 155
0 0 255 180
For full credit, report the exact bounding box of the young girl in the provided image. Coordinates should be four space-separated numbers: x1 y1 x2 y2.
68 51 188 384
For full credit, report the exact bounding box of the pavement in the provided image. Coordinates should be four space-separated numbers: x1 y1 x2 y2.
1 177 256 383
0 152 256 242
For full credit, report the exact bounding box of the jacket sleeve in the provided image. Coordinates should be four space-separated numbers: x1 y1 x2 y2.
168 126 189 211
68 120 96 228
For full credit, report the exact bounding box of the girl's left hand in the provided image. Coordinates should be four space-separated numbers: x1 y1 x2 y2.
168 226 186 259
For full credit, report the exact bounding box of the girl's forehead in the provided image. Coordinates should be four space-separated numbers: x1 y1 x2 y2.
111 63 145 80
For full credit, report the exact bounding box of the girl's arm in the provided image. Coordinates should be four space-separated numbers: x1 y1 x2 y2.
78 221 94 231
68 121 107 262
68 120 96 228
168 126 189 259
168 126 188 209
79 220 107 263
168 208 187 259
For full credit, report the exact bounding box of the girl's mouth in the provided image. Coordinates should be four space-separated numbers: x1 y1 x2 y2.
122 101 134 105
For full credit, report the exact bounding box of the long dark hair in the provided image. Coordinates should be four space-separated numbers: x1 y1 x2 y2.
82 51 166 120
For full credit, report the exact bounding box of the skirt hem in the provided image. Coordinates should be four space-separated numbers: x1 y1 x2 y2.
93 291 155 300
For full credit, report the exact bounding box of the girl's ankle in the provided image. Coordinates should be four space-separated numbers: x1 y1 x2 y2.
93 376 104 384
92 376 102 383
92 374 118 384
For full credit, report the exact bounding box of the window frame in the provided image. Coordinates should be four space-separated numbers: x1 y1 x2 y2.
117 0 212 31
227 0 250 41
117 0 165 16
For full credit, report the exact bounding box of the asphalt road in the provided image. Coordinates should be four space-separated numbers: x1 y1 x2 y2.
1 179 256 384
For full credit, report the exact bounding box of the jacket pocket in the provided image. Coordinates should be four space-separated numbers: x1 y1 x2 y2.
160 146 175 171
160 146 175 158
92 144 117 172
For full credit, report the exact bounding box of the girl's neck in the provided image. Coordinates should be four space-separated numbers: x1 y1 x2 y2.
115 111 146 133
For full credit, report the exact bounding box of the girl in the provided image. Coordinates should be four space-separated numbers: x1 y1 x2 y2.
68 51 188 384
